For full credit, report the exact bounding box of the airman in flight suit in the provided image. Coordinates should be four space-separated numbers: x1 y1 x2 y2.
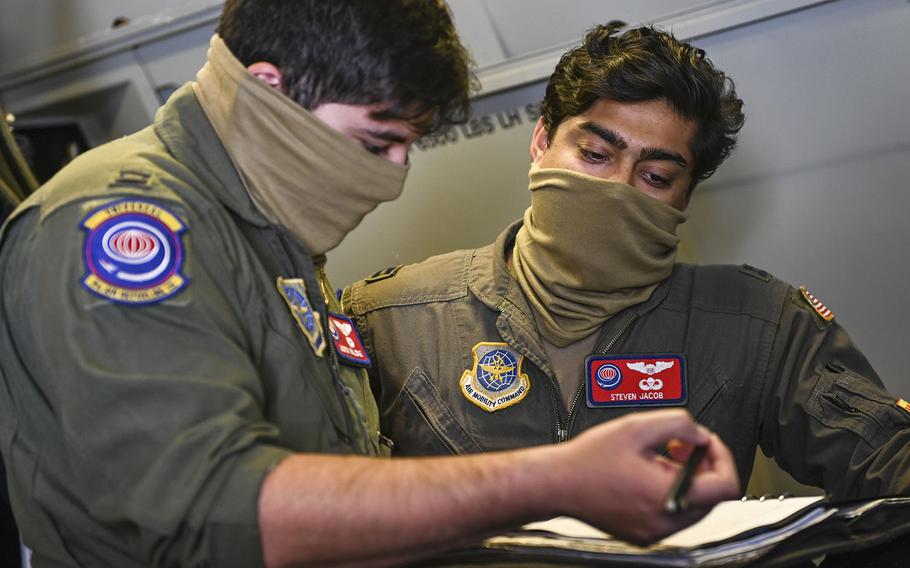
345 23 910 501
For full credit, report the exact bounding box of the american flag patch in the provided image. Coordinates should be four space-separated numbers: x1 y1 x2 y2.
799 286 834 322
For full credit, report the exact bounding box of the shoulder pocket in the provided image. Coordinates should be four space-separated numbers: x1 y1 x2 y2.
809 363 910 448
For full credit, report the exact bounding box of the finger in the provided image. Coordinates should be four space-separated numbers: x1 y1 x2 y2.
661 506 713 537
625 505 714 546
702 433 739 481
666 439 694 464
624 409 710 449
686 434 741 507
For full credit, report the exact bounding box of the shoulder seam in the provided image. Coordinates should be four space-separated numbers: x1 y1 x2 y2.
351 251 471 314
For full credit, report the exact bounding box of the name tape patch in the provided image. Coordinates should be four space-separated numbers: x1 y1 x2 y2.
81 199 187 305
586 354 687 408
460 342 530 412
328 312 371 367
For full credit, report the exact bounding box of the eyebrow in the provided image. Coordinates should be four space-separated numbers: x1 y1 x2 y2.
641 147 688 168
580 122 627 149
361 129 408 144
579 121 689 167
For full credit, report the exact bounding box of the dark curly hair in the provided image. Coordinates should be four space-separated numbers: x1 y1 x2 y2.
541 22 745 191
217 0 475 133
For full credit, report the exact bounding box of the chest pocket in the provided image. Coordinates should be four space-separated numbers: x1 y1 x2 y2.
383 367 483 456
688 363 733 429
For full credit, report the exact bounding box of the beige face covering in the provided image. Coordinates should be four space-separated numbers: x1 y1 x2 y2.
193 35 408 255
512 165 688 347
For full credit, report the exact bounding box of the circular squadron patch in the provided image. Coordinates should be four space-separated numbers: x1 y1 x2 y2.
460 342 530 412
595 363 623 390
81 199 187 305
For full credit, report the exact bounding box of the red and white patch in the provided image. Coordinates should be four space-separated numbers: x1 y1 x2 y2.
586 354 687 408
327 313 371 367
800 286 835 322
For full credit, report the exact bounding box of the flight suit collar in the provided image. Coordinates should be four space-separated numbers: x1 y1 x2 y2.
468 219 525 313
468 220 675 376
153 83 271 229
468 220 551 375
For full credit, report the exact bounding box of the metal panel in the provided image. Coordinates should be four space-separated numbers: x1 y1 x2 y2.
0 0 222 90
480 0 695 57
1 51 160 147
447 0 508 69
133 24 215 98
475 0 834 94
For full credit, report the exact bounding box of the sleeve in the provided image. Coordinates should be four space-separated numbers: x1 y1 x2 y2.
8 198 290 567
759 286 910 499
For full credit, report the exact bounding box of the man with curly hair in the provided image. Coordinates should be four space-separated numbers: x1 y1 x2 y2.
346 22 910 500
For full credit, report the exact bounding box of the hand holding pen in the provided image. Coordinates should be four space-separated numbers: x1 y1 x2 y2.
545 410 739 545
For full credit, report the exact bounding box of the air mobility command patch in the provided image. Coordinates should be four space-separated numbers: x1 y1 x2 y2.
799 286 835 322
81 199 188 305
277 277 326 357
328 312 371 367
586 354 687 408
460 342 530 412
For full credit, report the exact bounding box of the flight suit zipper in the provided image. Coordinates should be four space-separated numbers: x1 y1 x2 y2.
497 294 573 445
557 311 639 443
828 392 884 431
553 389 569 443
272 228 359 449
317 263 376 454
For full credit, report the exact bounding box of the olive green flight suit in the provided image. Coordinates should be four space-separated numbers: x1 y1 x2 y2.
345 222 910 500
0 85 383 567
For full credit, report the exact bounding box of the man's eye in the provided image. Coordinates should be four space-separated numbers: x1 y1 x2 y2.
363 142 388 155
641 170 670 187
579 148 607 163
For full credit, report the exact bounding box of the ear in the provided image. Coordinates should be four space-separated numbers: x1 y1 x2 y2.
530 117 549 163
247 62 284 92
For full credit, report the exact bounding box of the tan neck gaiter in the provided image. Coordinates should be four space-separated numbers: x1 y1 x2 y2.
512 166 687 347
193 35 408 255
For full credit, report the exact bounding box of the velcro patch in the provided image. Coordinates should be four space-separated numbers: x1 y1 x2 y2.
277 277 325 357
81 199 187 305
328 313 371 367
460 342 530 412
799 286 835 322
365 265 402 283
586 354 687 408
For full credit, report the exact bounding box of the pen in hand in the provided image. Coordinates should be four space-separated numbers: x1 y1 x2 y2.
665 444 708 514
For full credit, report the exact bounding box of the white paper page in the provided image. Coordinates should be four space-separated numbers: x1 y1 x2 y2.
521 496 825 549
660 496 825 547
522 517 611 540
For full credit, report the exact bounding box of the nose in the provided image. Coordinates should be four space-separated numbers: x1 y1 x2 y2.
386 144 410 166
605 160 636 186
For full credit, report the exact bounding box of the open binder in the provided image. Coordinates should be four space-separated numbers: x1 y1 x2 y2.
430 495 910 567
